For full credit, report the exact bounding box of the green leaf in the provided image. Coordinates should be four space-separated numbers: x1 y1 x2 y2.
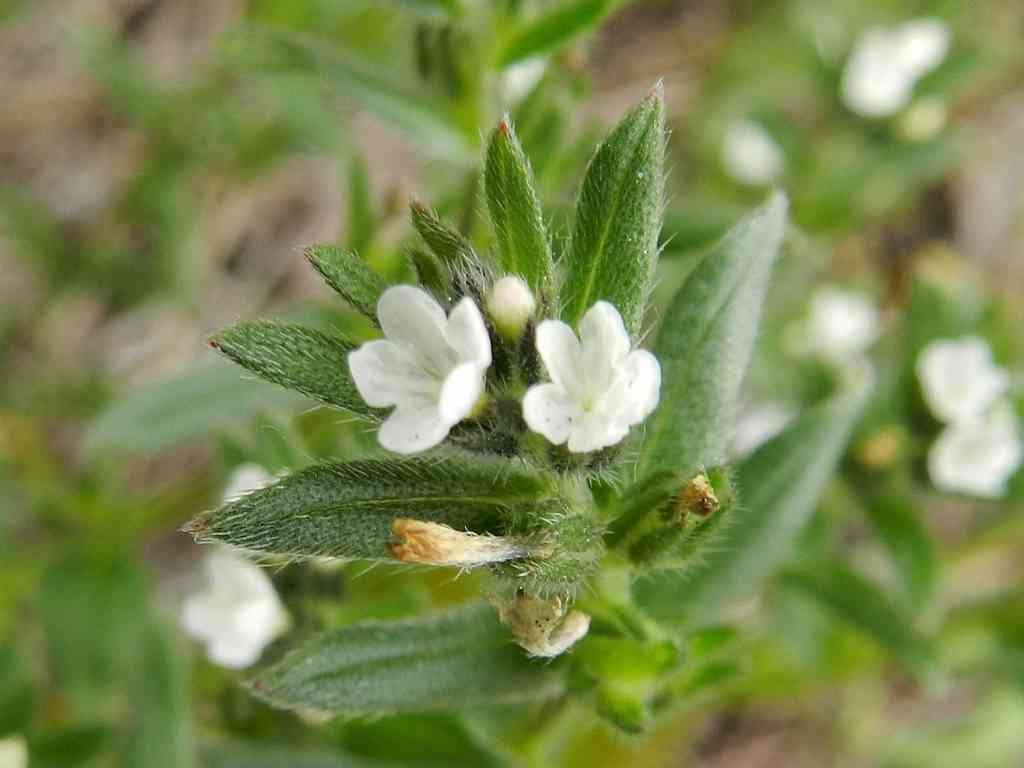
638 192 788 480
85 363 303 456
776 561 934 676
634 374 871 625
305 245 386 320
123 625 195 768
483 117 553 292
561 86 665 334
189 455 552 560
499 0 614 67
248 603 562 714
409 202 492 295
235 25 474 164
211 321 375 419
864 492 938 611
345 157 376 255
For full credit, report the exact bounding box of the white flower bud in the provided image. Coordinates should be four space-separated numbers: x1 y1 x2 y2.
0 736 27 768
928 400 1022 498
495 593 590 658
390 519 536 568
486 276 536 340
721 119 784 187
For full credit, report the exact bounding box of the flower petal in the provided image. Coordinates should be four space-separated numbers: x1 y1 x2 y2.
377 285 453 375
348 340 438 408
618 349 661 424
523 383 580 445
917 336 1009 423
438 361 485 423
567 411 626 453
535 319 583 397
377 403 452 454
579 301 630 392
445 297 492 367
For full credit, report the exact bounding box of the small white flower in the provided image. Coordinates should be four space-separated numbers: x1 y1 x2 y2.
222 462 274 501
732 402 796 458
841 18 951 118
181 547 289 669
806 286 880 362
722 119 785 186
0 735 27 768
928 400 1022 498
349 285 492 455
917 336 1009 424
523 301 660 453
486 275 536 340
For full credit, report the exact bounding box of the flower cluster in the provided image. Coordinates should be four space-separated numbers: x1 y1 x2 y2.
917 336 1022 497
348 284 662 456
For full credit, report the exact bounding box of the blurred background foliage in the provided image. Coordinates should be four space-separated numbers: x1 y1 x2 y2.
1 0 1023 766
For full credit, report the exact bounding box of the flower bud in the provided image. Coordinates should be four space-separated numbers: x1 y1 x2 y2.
486 276 536 340
494 593 590 658
390 519 533 567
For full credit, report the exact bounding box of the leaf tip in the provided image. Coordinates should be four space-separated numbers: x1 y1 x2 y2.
179 515 209 538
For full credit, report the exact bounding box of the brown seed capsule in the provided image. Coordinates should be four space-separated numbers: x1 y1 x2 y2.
679 472 720 518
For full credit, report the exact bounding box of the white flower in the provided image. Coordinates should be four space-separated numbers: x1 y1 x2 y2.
486 275 536 340
349 285 492 455
928 400 1022 498
523 301 660 453
222 462 274 500
0 735 27 768
841 19 951 118
181 547 289 669
807 287 879 362
731 402 795 458
722 119 785 186
917 336 1009 424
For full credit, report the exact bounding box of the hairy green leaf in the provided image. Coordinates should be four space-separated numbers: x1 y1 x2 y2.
484 117 553 292
776 561 934 676
248 603 561 714
305 245 386 320
634 374 871 624
410 202 492 295
561 86 665 334
638 192 788 480
211 321 375 419
189 456 552 560
201 743 371 768
85 364 302 456
499 0 614 67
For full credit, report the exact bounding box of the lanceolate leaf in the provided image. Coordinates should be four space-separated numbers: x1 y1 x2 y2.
776 561 934 676
201 743 372 768
248 603 562 714
561 86 665 334
305 246 386 320
211 322 375 419
484 117 553 292
634 374 871 625
189 456 553 561
864 492 938 611
499 0 614 67
638 192 788 481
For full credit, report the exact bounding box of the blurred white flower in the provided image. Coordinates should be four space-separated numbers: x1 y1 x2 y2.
501 57 547 104
0 735 27 768
807 287 880 362
349 285 492 454
841 19 951 118
222 462 274 501
917 336 1009 424
732 402 796 458
523 301 660 453
181 547 289 669
486 275 536 340
722 119 785 186
928 400 1022 498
